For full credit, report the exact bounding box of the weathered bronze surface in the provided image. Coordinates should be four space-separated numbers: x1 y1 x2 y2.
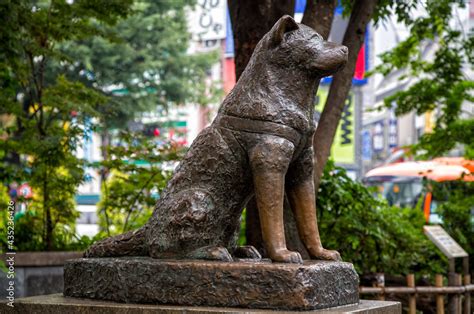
85 15 348 264
64 258 359 310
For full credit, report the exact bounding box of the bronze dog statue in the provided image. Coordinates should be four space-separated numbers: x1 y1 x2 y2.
85 15 348 263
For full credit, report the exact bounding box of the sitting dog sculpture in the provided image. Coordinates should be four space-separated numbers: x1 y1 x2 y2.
85 15 348 263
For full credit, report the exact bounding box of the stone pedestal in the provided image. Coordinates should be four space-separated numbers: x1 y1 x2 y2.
1 294 402 313
64 257 359 310
0 251 82 298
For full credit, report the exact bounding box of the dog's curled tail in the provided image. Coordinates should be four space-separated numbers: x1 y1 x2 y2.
83 225 148 258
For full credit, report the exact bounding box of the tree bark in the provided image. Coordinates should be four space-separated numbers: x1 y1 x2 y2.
100 129 112 236
301 0 337 40
228 0 295 80
43 170 53 250
312 0 377 194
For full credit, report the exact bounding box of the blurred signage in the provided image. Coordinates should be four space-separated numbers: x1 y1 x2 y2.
223 58 236 94
388 109 398 148
315 88 355 164
373 121 384 152
225 9 234 56
424 225 468 259
223 10 236 94
127 121 145 133
424 111 434 133
190 0 226 41
143 121 188 146
361 130 372 161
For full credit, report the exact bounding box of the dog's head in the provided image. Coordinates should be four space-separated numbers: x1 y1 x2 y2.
261 15 348 77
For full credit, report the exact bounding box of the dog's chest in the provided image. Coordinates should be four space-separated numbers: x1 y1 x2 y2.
221 99 314 136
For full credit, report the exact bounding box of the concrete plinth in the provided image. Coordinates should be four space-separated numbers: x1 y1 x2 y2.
64 257 359 310
1 294 402 313
0 251 82 298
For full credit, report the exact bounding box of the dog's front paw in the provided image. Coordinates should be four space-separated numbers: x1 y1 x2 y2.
309 248 341 261
270 249 303 264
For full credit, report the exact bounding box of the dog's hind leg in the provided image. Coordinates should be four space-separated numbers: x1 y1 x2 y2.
84 225 148 258
147 189 238 261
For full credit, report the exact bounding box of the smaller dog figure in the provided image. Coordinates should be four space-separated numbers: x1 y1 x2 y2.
85 15 348 264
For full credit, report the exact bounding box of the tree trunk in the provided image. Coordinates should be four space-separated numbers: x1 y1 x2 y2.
100 129 112 236
228 0 295 80
43 170 53 250
301 0 337 40
313 0 377 195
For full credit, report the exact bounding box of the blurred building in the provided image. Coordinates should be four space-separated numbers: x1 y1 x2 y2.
361 2 473 174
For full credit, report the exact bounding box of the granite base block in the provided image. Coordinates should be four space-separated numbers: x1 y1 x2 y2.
63 257 360 310
2 294 402 313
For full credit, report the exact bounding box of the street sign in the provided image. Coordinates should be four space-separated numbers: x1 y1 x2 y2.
315 89 355 164
423 225 468 259
18 183 33 199
189 0 226 41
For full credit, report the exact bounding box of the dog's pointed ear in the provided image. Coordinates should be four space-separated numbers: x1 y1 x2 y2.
269 15 299 47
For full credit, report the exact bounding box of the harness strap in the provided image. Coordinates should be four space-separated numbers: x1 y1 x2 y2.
215 114 302 147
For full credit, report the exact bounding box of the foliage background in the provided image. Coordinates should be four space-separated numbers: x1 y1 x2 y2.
372 0 473 159
0 0 214 252
96 132 184 237
317 160 446 276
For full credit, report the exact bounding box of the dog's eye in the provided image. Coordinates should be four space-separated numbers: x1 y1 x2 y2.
284 31 296 41
310 34 323 41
